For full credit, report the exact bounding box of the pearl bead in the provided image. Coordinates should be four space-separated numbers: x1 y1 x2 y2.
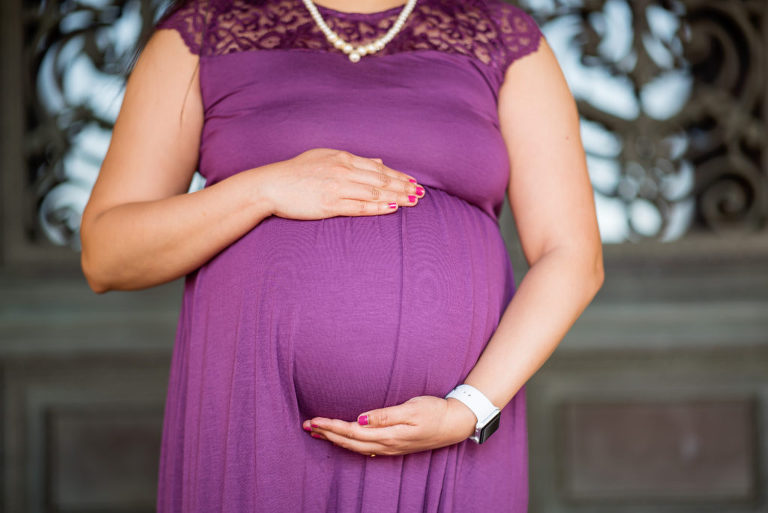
301 0 418 62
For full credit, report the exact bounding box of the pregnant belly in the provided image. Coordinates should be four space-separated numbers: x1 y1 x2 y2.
192 186 515 422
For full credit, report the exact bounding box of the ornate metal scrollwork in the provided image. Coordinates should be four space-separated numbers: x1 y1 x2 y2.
523 0 766 240
23 0 169 250
683 0 766 234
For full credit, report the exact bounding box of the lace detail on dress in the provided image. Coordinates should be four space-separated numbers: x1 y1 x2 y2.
486 0 542 75
155 0 542 79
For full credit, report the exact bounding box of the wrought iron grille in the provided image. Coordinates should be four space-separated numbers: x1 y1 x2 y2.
522 0 767 241
19 0 768 248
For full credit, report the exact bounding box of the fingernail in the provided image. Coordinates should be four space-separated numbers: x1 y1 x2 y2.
388 202 397 209
416 187 424 196
408 195 416 203
409 178 417 183
311 423 319 428
358 415 369 426
311 433 322 438
303 425 312 431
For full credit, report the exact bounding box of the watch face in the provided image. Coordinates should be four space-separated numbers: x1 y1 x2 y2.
477 411 501 444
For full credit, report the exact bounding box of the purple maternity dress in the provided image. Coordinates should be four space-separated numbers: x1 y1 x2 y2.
153 0 543 510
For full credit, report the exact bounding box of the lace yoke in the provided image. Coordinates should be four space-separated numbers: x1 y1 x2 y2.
155 0 542 84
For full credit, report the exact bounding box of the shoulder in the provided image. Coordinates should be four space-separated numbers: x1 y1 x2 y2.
477 0 544 74
154 0 265 56
153 0 213 55
153 0 288 57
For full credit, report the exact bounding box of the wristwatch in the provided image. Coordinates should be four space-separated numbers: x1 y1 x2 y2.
445 384 501 444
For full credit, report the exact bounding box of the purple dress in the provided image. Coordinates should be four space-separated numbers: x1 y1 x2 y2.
153 0 542 511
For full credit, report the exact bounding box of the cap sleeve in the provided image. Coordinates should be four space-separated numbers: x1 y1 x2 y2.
154 0 211 55
490 1 544 74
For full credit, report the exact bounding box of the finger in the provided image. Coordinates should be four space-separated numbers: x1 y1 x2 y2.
316 428 393 456
368 158 410 193
335 181 419 208
349 154 420 186
311 418 404 443
349 165 422 197
358 402 419 428
334 199 401 217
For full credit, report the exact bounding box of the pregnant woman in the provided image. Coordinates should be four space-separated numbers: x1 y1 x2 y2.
79 0 603 511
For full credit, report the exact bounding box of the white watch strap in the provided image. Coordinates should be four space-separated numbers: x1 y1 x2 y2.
444 384 499 427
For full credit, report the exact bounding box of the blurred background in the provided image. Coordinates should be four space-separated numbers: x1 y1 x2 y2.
1 0 766 511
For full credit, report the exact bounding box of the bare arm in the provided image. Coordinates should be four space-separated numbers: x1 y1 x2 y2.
80 29 274 293
463 37 604 408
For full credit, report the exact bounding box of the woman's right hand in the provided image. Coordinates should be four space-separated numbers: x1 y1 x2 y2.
259 148 426 221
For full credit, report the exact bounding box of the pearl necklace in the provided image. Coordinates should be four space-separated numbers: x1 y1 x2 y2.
301 0 419 62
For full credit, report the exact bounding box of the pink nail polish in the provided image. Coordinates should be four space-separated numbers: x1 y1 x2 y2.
416 187 424 196
303 425 312 431
311 423 319 428
408 195 416 202
409 178 417 183
311 433 322 439
358 415 369 426
388 202 397 209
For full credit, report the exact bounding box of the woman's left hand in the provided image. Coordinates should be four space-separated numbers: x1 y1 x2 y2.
301 396 478 456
